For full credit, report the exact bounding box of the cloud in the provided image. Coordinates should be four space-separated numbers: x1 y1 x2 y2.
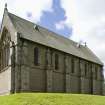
55 20 65 30
0 0 53 22
60 0 105 70
38 0 71 37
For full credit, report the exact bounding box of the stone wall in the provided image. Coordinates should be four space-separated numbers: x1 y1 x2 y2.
0 67 11 95
0 8 18 95
15 38 104 95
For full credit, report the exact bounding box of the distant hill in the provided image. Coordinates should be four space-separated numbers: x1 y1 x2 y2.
0 93 105 105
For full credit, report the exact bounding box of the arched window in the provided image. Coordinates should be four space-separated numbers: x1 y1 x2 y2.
95 66 98 80
71 58 74 73
34 47 39 65
85 63 87 76
6 45 10 66
55 54 59 70
0 28 10 70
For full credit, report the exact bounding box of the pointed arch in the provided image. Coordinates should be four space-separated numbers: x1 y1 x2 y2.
0 27 11 42
0 27 11 71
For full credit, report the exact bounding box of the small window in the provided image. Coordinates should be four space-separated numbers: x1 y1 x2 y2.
71 58 74 73
34 47 39 65
85 63 87 76
95 66 98 80
55 54 59 70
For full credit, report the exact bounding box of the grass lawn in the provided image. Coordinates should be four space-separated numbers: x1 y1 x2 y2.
0 93 105 105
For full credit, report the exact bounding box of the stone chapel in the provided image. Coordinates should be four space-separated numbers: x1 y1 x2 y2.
0 5 104 95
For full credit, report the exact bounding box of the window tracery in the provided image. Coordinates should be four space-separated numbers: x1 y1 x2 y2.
0 28 10 71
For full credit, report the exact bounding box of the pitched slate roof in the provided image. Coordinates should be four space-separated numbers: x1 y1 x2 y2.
8 12 103 65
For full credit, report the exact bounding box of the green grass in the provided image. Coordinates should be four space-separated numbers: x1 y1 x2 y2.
0 93 105 105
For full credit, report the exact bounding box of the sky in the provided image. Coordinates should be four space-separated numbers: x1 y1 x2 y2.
0 0 105 74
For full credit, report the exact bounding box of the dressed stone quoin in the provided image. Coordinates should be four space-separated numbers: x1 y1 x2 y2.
0 4 104 95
